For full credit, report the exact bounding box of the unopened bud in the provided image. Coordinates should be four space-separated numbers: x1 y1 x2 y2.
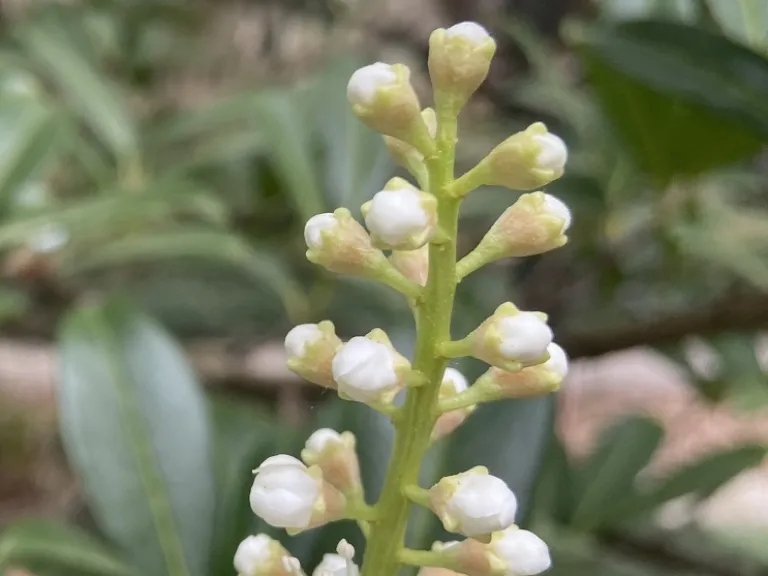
234 534 295 576
390 244 429 286
313 549 359 576
474 342 567 399
362 178 437 250
331 329 411 403
250 455 346 533
428 22 496 111
347 63 433 153
432 368 475 442
301 429 361 495
429 466 517 538
487 527 551 575
473 123 567 192
285 321 342 389
465 303 553 371
384 108 437 180
304 208 390 277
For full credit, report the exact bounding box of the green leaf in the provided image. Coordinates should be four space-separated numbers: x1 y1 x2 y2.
18 20 138 159
570 416 664 529
576 20 768 184
313 59 394 210
528 433 580 526
57 301 215 576
0 96 67 211
705 0 768 52
608 444 767 523
64 229 307 320
209 397 280 576
251 91 325 222
0 520 135 576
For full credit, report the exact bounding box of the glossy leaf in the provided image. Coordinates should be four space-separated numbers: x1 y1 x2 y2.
577 20 768 184
18 19 138 159
570 416 663 529
0 520 135 576
607 444 767 523
58 301 215 576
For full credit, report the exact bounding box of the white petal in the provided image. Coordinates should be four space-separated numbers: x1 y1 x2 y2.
332 337 398 401
347 63 397 107
306 428 343 454
544 343 568 379
442 367 468 394
365 188 430 247
497 313 553 363
255 454 306 473
493 529 551 576
445 21 491 44
533 133 567 172
305 213 338 249
543 194 571 232
234 535 272 575
313 553 359 576
449 474 517 535
285 324 323 359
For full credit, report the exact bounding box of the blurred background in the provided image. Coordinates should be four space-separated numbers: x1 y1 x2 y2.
1 0 768 575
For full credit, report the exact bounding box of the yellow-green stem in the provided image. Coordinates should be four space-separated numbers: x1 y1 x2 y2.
360 107 459 576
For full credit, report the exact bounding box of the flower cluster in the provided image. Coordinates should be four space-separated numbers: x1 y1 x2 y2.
235 20 572 576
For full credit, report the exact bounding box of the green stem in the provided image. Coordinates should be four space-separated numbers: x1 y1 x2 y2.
403 484 432 508
360 106 459 576
437 385 490 414
398 548 454 568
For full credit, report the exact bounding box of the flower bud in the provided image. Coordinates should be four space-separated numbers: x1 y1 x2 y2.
285 321 342 389
362 178 438 250
313 554 359 576
432 368 476 442
347 63 433 152
466 303 553 371
234 534 294 576
332 329 411 403
458 193 570 278
301 429 362 495
429 466 517 538
281 557 305 576
384 108 437 180
305 208 390 277
250 455 346 532
475 123 567 191
390 244 429 286
428 22 496 111
474 343 568 399
487 527 551 576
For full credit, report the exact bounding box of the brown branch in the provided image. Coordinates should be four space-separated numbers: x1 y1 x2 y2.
561 289 768 359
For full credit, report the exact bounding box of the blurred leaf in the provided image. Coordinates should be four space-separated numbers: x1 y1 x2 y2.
0 286 29 324
705 0 768 52
0 520 135 576
251 91 325 222
529 433 579 526
570 416 664 529
209 397 280 576
607 444 767 523
576 20 768 184
18 19 138 159
0 97 67 212
64 229 307 320
313 59 394 210
58 301 215 576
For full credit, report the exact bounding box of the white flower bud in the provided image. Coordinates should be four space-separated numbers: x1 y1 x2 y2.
362 180 437 250
543 343 568 379
489 528 551 576
313 554 359 576
234 534 292 576
442 367 468 394
302 429 361 494
282 557 305 576
285 321 342 389
429 467 517 538
285 324 324 359
332 331 410 403
347 63 398 107
305 213 338 250
533 133 568 175
496 312 553 363
466 303 553 371
432 367 475 442
306 428 344 454
249 455 319 529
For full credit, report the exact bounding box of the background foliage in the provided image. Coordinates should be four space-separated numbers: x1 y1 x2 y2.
1 0 767 575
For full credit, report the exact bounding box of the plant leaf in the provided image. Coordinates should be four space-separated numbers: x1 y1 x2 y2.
705 0 768 52
0 520 135 576
576 20 768 184
58 301 215 576
570 415 664 529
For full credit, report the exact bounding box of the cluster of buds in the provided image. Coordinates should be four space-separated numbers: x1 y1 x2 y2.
236 18 575 576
